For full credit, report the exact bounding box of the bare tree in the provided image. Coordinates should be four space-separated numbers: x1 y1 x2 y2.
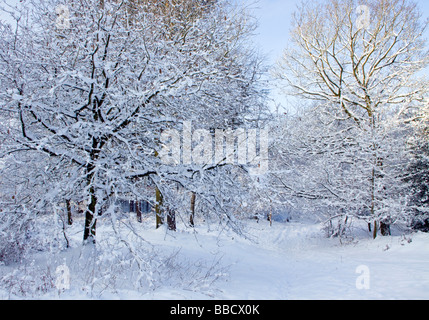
274 0 428 237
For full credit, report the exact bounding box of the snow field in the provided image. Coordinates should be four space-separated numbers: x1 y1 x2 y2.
1 214 428 300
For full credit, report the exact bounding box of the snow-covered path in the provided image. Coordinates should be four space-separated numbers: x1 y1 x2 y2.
1 217 428 300
140 219 429 300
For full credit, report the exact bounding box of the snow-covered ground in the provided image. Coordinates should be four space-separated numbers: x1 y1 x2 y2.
141 219 429 300
1 215 429 300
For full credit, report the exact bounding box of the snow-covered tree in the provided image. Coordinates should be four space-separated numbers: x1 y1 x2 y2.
269 102 413 238
405 98 429 231
0 0 266 247
273 0 428 238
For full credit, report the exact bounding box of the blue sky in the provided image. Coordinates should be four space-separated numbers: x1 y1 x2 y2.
251 0 301 65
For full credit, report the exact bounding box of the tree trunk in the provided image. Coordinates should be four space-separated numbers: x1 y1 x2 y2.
66 199 73 225
136 201 142 223
370 164 376 238
83 140 102 243
155 187 163 229
83 186 97 244
167 208 176 231
373 221 378 239
189 192 196 227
